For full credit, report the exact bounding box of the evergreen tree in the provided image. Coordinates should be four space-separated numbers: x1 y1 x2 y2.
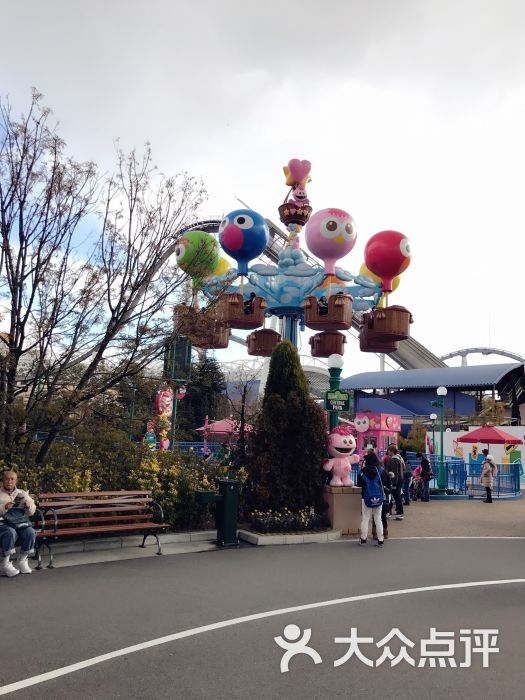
247 341 328 513
176 356 228 437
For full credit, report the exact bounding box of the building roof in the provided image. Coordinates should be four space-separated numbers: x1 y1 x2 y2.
341 363 523 391
355 396 417 416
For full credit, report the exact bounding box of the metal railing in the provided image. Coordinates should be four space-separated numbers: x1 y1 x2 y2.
174 441 222 456
404 454 522 498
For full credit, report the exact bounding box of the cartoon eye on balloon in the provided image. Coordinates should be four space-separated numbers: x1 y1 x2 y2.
175 241 188 263
219 209 269 275
319 216 356 242
364 230 411 293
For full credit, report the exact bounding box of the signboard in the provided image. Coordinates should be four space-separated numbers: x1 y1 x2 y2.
324 390 351 412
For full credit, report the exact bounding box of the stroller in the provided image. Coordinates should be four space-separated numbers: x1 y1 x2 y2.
410 476 423 501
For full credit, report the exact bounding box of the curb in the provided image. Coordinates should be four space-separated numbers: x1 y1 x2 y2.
44 530 217 556
238 529 341 545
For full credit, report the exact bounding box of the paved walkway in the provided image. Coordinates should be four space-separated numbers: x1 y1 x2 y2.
29 495 525 570
383 496 525 538
3 538 525 699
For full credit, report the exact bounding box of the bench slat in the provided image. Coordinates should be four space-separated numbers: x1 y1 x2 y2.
43 506 151 517
38 522 169 537
38 491 152 498
39 498 152 508
49 514 152 526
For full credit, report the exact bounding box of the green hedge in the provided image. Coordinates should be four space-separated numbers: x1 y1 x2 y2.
2 444 248 531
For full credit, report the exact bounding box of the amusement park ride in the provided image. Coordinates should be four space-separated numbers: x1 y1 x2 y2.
148 158 414 451
174 158 413 361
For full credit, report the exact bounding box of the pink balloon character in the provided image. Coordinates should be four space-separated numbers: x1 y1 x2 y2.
289 184 310 207
305 208 357 274
323 426 359 486
364 230 411 293
155 388 174 418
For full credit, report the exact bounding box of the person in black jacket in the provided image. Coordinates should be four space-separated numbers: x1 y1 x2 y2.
357 448 392 547
387 445 405 519
417 452 432 502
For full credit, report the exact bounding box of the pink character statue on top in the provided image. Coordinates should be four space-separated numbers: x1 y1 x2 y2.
323 425 359 486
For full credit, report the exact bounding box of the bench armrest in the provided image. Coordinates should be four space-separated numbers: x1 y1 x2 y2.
148 501 165 524
42 507 59 532
32 508 46 534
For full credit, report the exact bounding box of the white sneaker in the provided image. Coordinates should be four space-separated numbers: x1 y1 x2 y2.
0 559 20 577
17 556 32 574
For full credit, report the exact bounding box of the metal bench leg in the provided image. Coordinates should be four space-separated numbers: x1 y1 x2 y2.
46 543 55 569
35 546 43 571
154 533 162 555
140 532 162 555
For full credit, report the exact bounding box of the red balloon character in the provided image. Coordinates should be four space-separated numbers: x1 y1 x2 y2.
364 230 411 293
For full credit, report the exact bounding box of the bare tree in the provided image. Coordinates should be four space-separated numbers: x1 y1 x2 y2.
224 360 264 467
0 91 207 464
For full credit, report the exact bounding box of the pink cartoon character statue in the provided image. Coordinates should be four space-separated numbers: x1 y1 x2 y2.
323 425 359 486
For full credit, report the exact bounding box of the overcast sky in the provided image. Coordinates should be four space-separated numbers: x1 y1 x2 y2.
1 0 524 377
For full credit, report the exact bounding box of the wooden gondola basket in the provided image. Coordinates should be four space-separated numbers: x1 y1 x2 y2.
247 329 282 357
303 294 353 331
215 292 267 330
173 304 230 349
309 331 346 358
359 320 399 353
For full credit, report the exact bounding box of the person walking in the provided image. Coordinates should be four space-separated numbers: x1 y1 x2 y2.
402 455 413 506
480 449 497 503
387 445 405 520
417 452 433 502
357 450 390 548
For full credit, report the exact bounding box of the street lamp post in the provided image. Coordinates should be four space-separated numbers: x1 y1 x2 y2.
327 354 345 431
431 386 448 493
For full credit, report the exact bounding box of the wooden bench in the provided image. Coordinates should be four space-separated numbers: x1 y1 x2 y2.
35 490 169 569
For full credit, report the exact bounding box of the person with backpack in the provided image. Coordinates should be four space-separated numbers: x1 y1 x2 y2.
357 449 391 547
387 445 405 519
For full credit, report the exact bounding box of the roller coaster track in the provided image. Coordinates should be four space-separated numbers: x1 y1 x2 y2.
184 217 446 370
441 347 525 365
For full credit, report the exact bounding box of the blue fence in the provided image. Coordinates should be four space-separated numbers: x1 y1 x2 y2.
405 453 521 498
175 441 222 456
353 453 522 499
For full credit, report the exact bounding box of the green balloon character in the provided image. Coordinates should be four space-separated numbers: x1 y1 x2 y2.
175 230 220 289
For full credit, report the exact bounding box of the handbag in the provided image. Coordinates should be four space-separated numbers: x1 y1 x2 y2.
2 494 31 530
2 507 31 529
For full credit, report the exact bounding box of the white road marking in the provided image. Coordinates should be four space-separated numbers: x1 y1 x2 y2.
330 536 525 542
1 578 524 695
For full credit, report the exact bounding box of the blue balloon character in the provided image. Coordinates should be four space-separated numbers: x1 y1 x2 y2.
218 209 269 275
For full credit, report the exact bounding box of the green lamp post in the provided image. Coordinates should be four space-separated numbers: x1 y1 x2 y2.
326 354 345 431
431 386 448 493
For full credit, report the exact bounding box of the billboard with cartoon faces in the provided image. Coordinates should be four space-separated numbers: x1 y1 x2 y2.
354 412 401 453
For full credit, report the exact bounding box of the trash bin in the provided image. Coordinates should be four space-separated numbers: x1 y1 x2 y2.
195 479 239 547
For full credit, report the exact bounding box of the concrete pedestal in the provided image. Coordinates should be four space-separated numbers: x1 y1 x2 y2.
324 486 362 535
